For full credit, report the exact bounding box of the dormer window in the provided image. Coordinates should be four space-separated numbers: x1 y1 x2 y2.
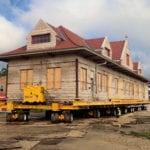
32 33 51 44
126 54 130 66
103 47 110 57
139 69 142 74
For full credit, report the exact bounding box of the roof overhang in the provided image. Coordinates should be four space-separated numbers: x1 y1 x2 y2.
0 47 149 82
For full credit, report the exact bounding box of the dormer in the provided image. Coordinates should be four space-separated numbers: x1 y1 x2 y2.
111 40 133 70
86 37 112 59
133 62 143 75
101 37 112 59
27 19 57 51
121 40 133 69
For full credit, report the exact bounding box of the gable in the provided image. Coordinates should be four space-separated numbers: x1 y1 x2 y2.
133 62 143 75
27 19 57 51
101 37 112 58
120 40 133 69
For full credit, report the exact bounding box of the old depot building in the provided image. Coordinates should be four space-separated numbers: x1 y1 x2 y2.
0 19 148 102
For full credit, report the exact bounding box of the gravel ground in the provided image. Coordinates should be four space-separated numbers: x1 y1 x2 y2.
0 110 150 150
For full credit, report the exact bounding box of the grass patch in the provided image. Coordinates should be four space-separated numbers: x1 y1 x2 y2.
130 131 150 139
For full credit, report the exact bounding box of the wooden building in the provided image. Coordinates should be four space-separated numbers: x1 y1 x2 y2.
0 19 148 102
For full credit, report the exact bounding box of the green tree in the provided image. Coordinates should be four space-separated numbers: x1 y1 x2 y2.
0 68 7 76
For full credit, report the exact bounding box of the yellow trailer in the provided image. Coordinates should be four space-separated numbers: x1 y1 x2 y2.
0 85 150 123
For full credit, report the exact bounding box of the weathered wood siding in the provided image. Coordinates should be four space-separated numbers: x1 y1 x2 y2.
7 55 77 101
7 54 148 102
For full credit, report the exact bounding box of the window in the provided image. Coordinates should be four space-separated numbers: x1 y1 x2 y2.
20 69 33 89
81 68 87 90
141 84 145 98
136 84 139 97
47 68 61 89
32 33 50 44
131 83 134 96
126 54 130 66
113 78 118 94
103 48 110 57
97 73 102 92
124 81 130 95
123 80 126 95
102 74 108 92
139 69 142 74
129 82 134 96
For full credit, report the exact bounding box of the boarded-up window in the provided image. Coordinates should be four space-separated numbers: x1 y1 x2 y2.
123 80 126 95
102 74 108 92
141 84 145 98
47 68 61 89
126 82 130 95
20 69 33 89
113 78 118 94
97 73 102 92
81 68 87 90
131 83 134 96
136 83 139 97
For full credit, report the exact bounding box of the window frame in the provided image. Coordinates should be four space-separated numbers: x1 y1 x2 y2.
102 74 108 92
47 67 62 90
126 54 130 66
80 68 87 90
113 78 118 94
20 69 33 89
97 73 102 92
32 33 51 44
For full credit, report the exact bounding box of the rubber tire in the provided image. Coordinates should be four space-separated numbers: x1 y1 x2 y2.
93 110 101 118
64 112 73 123
122 108 128 114
45 110 51 120
6 113 12 122
18 114 24 121
51 113 59 123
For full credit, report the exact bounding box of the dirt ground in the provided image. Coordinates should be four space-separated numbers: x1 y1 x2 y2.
0 110 150 150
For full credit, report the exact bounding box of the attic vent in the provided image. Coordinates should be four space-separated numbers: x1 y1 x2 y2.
32 33 51 44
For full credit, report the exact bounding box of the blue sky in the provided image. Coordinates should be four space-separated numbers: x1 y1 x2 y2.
0 0 150 78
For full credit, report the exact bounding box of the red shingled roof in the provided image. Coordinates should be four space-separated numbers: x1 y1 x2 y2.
0 24 87 56
0 22 124 59
58 26 87 47
0 46 26 56
133 62 138 70
110 41 125 60
85 38 105 49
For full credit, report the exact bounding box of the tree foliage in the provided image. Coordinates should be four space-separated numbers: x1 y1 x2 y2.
0 68 7 76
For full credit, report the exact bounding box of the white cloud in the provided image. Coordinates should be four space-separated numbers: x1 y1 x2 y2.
1 0 150 78
0 16 26 52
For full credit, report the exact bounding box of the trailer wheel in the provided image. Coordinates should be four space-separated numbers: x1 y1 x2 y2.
51 112 59 123
64 111 73 123
93 110 101 118
23 113 29 121
113 109 117 116
132 108 135 113
18 114 24 121
122 108 128 114
6 113 12 122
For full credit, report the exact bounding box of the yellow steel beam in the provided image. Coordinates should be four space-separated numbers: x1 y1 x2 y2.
1 99 150 112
